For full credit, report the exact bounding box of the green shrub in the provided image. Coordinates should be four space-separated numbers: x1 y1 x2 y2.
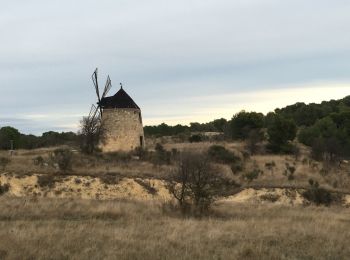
244 169 260 182
267 115 297 153
231 161 243 174
207 145 240 164
302 179 336 206
188 134 203 143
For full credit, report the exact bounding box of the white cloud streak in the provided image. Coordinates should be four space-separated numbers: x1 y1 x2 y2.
144 83 350 125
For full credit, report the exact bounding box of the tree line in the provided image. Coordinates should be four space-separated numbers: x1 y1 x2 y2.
1 95 349 160
0 127 78 150
145 95 350 159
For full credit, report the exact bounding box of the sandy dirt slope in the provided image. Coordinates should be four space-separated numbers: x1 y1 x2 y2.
219 188 305 205
0 173 349 207
0 174 172 201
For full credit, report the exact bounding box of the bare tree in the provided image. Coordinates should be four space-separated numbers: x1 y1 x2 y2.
79 108 106 154
167 152 230 215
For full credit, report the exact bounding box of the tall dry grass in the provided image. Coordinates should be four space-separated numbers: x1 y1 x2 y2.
0 196 348 259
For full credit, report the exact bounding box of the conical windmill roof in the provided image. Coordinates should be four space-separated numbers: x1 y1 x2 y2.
99 87 140 109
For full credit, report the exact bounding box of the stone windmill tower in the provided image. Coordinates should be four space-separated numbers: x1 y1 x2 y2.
91 69 145 152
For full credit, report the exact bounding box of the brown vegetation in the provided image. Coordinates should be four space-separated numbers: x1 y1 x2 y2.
0 138 349 258
0 197 349 259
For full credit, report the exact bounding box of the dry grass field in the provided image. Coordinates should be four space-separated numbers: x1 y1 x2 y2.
0 196 349 260
0 141 349 259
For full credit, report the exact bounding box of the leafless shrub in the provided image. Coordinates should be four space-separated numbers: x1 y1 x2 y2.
79 115 106 155
49 148 73 173
166 151 233 216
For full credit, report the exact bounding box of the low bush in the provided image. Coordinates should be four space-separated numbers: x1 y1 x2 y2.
265 161 276 169
50 148 73 173
244 168 261 182
37 175 56 188
152 144 171 165
188 134 203 143
207 145 240 164
167 152 233 216
242 151 251 161
302 179 339 206
33 156 45 167
0 183 10 195
132 147 148 160
100 174 120 185
231 161 243 174
284 163 296 181
0 157 11 171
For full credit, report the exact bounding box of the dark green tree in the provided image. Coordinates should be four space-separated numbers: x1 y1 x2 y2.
0 126 21 150
212 118 228 132
230 111 264 140
267 115 297 153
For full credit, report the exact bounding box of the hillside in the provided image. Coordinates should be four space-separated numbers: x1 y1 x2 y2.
0 96 350 259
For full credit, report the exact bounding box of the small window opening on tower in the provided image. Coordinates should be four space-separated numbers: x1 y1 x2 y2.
140 136 144 147
139 112 142 123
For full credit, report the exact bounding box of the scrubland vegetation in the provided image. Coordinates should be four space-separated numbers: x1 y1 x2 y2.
0 96 349 259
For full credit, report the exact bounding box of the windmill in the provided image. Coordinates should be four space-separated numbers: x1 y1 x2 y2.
89 68 112 121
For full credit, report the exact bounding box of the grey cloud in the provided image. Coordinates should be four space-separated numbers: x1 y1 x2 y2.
1 0 350 134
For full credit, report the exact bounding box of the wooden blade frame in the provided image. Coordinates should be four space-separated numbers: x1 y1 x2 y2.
91 68 103 117
101 75 112 99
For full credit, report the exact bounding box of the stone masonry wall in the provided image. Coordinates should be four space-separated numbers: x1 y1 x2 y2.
101 108 145 152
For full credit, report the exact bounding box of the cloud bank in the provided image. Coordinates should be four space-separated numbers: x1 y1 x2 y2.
0 0 350 134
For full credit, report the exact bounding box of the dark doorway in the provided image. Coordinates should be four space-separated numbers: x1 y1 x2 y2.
140 136 143 147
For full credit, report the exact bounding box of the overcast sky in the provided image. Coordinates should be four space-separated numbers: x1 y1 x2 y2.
1 0 350 134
